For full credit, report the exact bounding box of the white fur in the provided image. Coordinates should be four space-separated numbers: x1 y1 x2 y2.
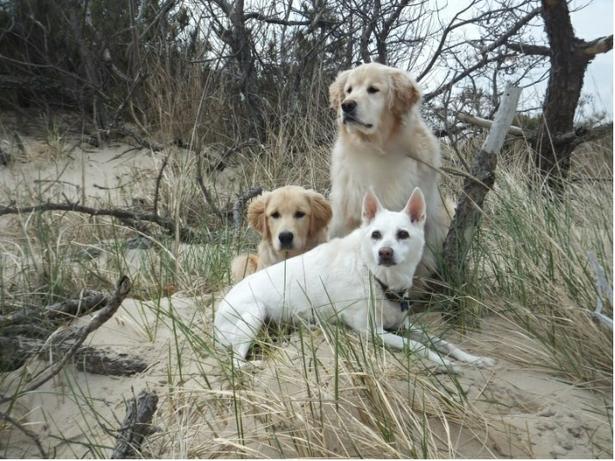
215 189 495 371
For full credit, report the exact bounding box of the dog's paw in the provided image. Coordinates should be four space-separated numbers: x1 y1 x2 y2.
430 359 460 375
233 359 266 372
434 363 461 375
472 356 496 368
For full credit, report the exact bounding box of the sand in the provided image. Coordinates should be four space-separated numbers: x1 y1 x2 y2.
1 297 611 458
0 134 612 458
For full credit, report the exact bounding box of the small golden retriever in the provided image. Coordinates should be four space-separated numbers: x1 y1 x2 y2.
327 62 451 289
231 185 332 282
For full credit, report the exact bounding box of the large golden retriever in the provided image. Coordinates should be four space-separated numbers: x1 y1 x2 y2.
327 62 451 290
231 185 332 282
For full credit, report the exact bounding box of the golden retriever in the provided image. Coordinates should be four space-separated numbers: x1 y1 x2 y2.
327 62 451 291
231 185 332 282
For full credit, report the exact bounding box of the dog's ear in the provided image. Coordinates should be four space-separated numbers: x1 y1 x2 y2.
362 190 382 224
329 69 351 110
247 191 271 238
307 190 333 237
389 70 421 117
404 187 426 225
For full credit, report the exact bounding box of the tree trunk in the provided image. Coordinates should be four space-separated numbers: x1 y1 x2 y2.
534 0 590 192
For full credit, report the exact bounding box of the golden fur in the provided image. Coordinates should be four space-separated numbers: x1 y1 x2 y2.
231 185 333 282
327 63 452 292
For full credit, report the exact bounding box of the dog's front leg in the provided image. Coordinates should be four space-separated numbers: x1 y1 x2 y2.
342 313 458 372
378 331 460 373
408 328 496 368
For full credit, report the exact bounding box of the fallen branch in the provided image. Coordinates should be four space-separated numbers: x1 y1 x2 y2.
111 390 159 458
0 276 132 405
0 201 197 241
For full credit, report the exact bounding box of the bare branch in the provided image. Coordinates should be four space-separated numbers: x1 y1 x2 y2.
506 41 551 56
577 34 613 58
424 7 541 102
0 202 197 241
456 112 525 136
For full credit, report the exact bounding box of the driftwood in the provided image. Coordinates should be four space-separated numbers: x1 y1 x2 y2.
442 84 522 303
111 390 159 458
0 277 132 457
0 276 132 405
0 336 147 375
0 290 108 327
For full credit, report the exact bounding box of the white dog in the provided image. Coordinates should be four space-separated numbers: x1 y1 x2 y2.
215 188 494 372
328 63 451 288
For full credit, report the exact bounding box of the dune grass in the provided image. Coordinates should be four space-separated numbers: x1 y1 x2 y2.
0 104 612 458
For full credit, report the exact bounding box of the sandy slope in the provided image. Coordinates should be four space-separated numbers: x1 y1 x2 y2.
1 295 611 458
0 136 612 458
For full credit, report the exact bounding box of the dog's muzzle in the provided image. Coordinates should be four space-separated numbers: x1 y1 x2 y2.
342 113 373 129
378 247 396 266
278 231 294 250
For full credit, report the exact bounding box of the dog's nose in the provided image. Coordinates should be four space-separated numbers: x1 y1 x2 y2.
341 100 357 113
278 231 294 249
378 247 395 265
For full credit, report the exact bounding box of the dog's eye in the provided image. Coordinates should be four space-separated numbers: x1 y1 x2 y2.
271 211 280 219
371 230 382 240
346 86 352 94
294 211 305 219
397 230 409 240
367 86 379 94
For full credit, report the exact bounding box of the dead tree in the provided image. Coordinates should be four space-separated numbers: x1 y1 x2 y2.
507 0 613 192
442 85 522 312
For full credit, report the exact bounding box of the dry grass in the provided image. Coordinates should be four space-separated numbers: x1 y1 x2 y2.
0 87 612 457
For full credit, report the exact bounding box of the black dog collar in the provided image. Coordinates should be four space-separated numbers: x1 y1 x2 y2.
373 276 412 312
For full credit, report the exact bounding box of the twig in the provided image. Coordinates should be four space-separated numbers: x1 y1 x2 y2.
195 154 225 221
111 389 159 458
0 276 131 405
0 410 47 458
153 151 171 217
232 187 263 229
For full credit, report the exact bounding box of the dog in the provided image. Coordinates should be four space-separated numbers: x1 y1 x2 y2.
327 62 451 290
216 188 495 372
230 185 332 282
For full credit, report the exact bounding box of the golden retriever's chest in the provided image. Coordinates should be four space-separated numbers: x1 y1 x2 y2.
332 149 421 212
